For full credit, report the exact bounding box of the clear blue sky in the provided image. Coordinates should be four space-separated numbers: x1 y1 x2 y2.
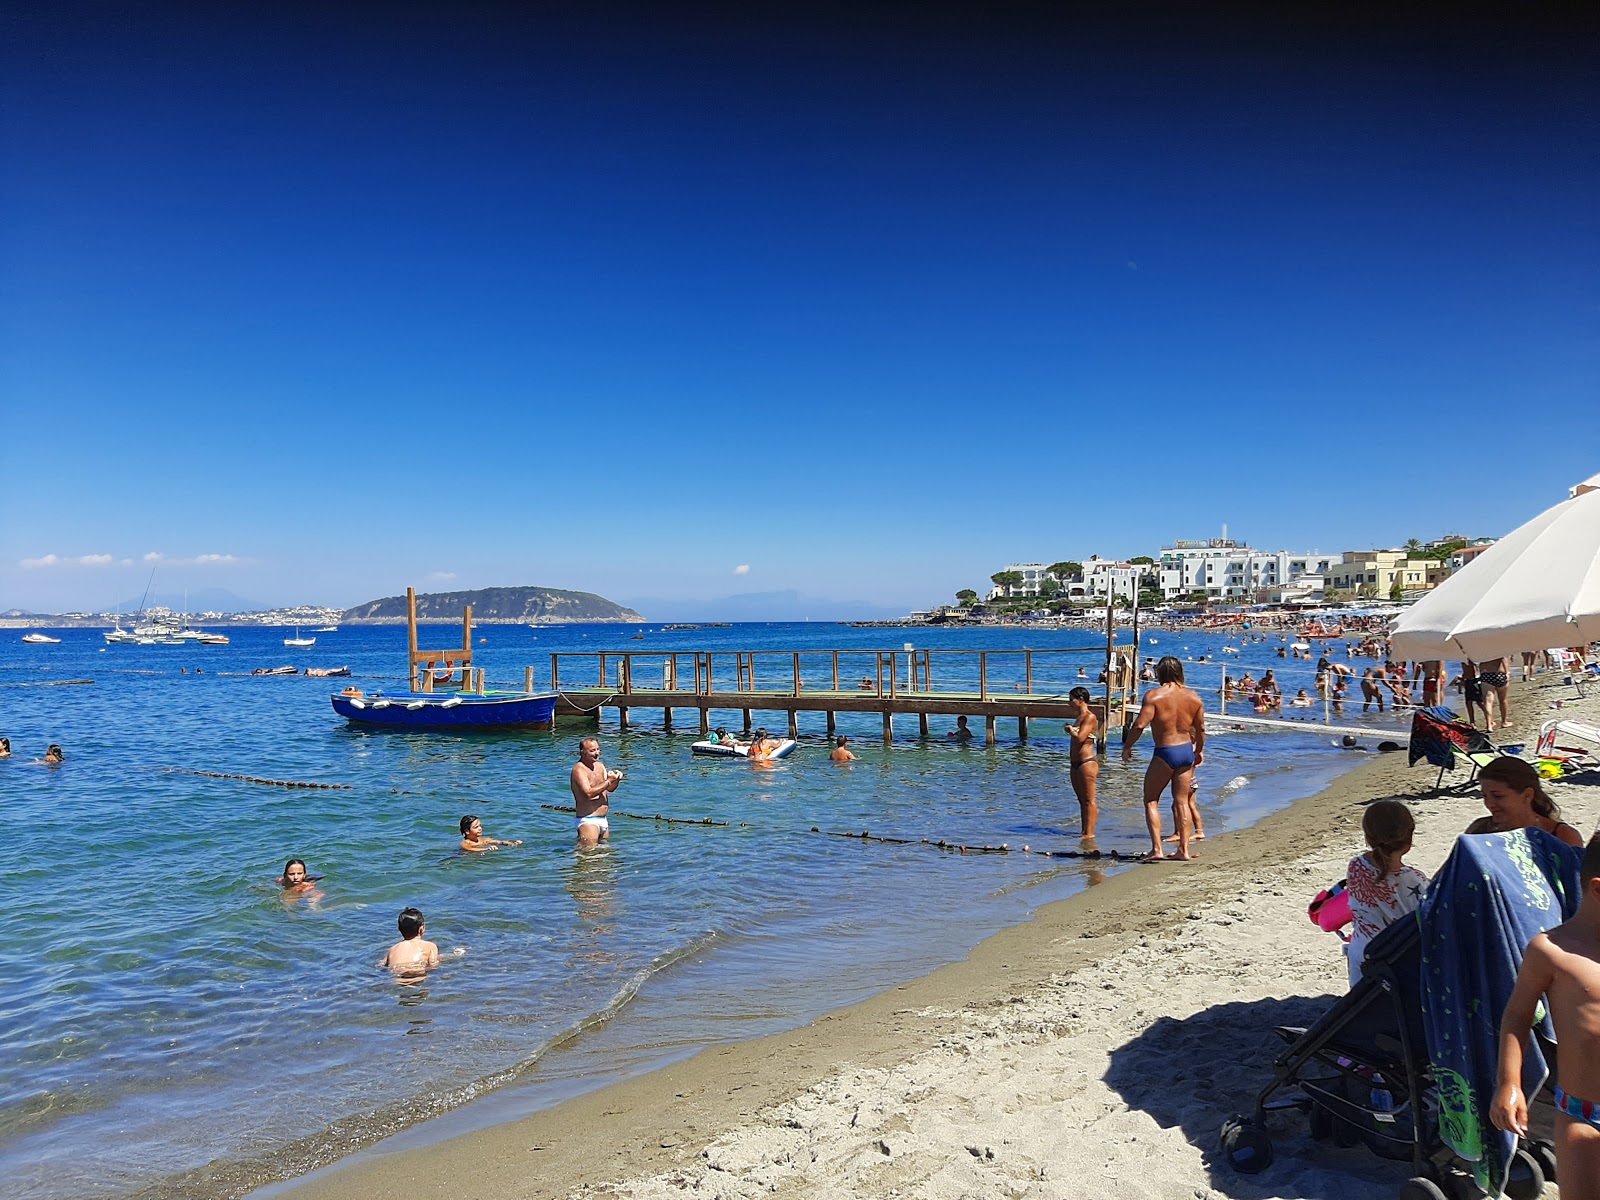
3 2 1595 615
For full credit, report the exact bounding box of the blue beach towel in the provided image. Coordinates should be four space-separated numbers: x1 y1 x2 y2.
1419 829 1583 1195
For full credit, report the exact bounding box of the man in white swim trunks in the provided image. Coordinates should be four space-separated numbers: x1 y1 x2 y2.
570 737 621 847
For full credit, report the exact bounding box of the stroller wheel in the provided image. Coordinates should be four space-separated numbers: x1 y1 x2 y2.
1219 1115 1274 1174
1526 1138 1557 1184
1307 1103 1333 1141
1398 1177 1448 1200
1504 1148 1546 1200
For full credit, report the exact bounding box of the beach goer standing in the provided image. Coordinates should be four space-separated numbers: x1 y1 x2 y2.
1064 686 1099 839
1345 800 1429 985
1360 669 1385 713
1458 660 1486 727
570 737 622 846
1492 834 1600 1191
380 907 440 973
1478 657 1512 730
1121 655 1205 862
829 736 856 763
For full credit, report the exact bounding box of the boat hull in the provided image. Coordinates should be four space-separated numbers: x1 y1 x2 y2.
331 691 558 730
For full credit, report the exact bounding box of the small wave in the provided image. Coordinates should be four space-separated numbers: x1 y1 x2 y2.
1217 775 1251 797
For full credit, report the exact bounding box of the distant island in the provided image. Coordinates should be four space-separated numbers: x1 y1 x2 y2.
343 585 643 625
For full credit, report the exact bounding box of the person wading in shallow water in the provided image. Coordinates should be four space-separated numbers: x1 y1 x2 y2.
1064 687 1100 839
1122 656 1205 862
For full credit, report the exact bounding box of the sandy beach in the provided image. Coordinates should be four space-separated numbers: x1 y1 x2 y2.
264 676 1600 1200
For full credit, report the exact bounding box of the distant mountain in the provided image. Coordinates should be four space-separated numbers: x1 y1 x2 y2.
345 585 642 624
619 590 909 623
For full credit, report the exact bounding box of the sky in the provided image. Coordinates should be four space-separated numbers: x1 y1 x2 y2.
2 1 1596 616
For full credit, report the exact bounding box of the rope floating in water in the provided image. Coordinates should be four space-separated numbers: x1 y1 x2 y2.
157 767 352 790
809 827 1141 861
540 803 744 827
536 804 1129 857
0 679 94 688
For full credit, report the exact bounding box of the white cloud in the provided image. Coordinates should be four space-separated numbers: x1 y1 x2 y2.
733 564 751 575
429 571 458 581
20 553 116 569
143 551 244 567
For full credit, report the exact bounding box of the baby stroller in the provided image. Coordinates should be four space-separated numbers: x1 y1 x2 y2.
1223 830 1579 1199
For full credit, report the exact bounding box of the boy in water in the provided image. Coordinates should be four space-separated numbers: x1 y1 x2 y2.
1492 835 1600 1195
459 814 522 852
380 907 440 973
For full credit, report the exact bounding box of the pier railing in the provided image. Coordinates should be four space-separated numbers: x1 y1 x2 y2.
550 646 1138 703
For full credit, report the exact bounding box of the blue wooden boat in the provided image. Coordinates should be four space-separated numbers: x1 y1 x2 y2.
331 689 557 730
330 586 557 730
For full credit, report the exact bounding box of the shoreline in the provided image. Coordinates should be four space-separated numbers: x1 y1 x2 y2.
254 721 1481 1198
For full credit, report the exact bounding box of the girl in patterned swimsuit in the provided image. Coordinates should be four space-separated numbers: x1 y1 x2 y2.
1345 800 1429 986
1494 835 1600 1198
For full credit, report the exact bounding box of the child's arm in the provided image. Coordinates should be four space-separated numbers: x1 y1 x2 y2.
1491 934 1557 1137
490 837 522 847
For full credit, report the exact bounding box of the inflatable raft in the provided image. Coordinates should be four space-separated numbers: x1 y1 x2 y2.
691 738 799 760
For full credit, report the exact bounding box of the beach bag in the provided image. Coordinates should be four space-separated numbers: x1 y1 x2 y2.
1308 879 1352 936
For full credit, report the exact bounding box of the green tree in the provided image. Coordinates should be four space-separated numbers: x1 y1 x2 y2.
955 588 978 607
1389 579 1405 601
1047 561 1082 581
990 570 1025 593
1137 588 1165 609
1404 538 1423 555
1129 555 1155 565
1323 587 1347 602
1357 582 1380 600
1039 578 1061 599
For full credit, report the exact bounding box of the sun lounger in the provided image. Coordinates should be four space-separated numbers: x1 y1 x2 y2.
1546 649 1594 697
1536 718 1600 765
1407 706 1500 791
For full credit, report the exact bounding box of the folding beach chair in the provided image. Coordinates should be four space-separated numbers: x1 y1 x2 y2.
1546 649 1592 698
1407 706 1498 791
1536 718 1600 767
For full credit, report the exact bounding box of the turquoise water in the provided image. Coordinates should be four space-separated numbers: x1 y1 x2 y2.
0 622 1404 1198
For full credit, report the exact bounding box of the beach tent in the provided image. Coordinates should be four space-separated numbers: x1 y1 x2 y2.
1388 480 1600 662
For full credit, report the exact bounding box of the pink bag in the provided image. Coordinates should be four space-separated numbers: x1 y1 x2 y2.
1308 880 1351 933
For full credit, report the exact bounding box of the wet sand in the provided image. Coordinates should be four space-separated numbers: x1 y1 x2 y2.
265 677 1598 1200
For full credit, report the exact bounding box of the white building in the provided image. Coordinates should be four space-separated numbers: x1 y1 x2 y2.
1157 539 1337 601
988 563 1054 599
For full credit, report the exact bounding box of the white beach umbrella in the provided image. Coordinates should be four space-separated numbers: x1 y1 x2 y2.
1387 484 1600 661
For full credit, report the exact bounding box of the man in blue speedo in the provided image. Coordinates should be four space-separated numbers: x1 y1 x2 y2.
1122 655 1206 862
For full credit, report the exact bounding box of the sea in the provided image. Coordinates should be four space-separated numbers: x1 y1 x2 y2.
0 621 1408 1198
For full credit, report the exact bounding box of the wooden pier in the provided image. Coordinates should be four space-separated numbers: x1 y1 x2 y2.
548 646 1141 745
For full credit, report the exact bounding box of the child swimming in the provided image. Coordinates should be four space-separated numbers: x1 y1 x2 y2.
459 814 522 852
380 907 440 973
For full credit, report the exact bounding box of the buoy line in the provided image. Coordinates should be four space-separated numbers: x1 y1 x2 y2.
538 803 1135 858
540 803 743 827
156 767 352 790
0 679 94 688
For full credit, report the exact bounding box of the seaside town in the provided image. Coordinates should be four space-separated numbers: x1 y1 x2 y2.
5 7 1596 1200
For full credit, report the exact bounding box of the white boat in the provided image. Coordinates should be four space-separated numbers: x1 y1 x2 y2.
313 626 339 633
22 633 61 644
197 632 230 645
104 622 142 645
284 627 316 647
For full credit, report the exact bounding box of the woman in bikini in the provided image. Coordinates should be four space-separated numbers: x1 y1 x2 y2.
1065 687 1099 839
1477 657 1512 730
1465 756 1584 847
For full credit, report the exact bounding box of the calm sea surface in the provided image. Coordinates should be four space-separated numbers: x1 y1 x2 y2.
0 621 1406 1197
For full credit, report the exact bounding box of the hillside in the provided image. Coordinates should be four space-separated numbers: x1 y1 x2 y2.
343 586 643 624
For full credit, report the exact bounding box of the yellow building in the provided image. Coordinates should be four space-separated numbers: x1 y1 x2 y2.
1328 551 1451 595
